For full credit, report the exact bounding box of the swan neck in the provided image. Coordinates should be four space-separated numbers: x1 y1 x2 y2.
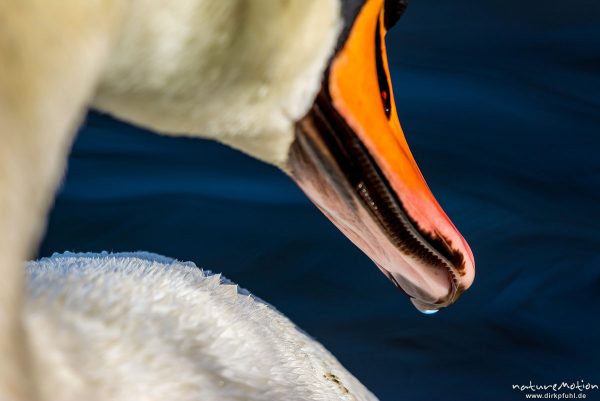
93 0 342 168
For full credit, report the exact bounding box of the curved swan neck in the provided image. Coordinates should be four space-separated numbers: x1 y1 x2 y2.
92 0 342 169
0 1 342 399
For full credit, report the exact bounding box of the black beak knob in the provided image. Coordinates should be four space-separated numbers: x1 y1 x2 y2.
384 0 409 30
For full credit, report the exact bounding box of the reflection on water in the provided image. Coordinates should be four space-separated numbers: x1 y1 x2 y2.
39 1 599 400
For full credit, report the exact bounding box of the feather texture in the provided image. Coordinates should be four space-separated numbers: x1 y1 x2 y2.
25 253 377 401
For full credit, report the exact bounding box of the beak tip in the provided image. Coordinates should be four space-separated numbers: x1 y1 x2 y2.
459 237 476 290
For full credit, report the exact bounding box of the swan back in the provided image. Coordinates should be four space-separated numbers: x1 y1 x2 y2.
25 252 377 401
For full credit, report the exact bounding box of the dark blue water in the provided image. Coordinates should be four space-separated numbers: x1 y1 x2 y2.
39 1 600 400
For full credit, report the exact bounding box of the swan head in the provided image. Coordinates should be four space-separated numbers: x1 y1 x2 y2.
286 0 475 312
95 0 475 312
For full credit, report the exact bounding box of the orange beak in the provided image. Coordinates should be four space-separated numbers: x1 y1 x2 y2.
288 0 474 312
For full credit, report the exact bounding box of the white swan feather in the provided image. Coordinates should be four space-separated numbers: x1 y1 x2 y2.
25 252 377 401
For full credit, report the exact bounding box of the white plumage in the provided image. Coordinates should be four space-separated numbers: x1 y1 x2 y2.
0 1 379 399
25 252 377 401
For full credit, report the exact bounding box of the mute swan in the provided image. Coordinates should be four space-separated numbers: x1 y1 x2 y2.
0 0 475 400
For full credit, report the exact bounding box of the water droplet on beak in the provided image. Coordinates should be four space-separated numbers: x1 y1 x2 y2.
411 298 439 314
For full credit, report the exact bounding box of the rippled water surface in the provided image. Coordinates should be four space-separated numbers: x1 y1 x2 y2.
39 1 599 400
